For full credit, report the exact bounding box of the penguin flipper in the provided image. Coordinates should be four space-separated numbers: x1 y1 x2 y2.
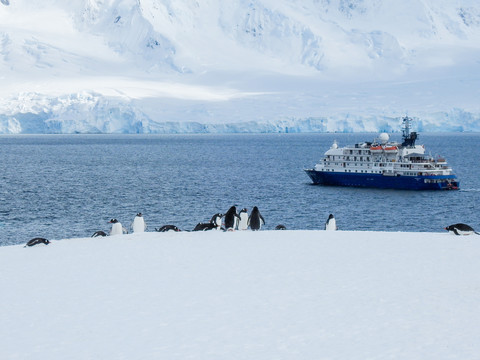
453 228 460 235
260 214 265 225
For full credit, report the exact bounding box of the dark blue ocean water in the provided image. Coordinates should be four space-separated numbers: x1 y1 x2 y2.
1 133 479 246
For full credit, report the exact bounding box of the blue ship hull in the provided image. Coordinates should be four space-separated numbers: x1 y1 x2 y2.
305 170 459 190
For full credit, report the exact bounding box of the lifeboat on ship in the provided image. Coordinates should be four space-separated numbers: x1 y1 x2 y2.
369 145 383 154
384 146 398 154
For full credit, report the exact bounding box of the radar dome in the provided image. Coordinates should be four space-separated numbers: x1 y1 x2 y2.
378 133 389 144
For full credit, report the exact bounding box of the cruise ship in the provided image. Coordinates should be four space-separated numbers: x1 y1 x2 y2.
304 117 459 190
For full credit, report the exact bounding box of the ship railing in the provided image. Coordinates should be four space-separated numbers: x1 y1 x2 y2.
409 160 433 164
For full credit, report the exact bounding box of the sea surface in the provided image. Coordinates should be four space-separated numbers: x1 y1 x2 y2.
0 133 479 246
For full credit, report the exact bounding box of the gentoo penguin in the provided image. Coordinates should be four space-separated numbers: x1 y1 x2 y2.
210 213 224 230
445 223 479 235
109 219 127 236
156 225 181 232
193 222 217 231
237 208 249 230
325 214 337 231
224 206 241 231
131 213 147 233
91 230 107 237
24 237 50 248
248 206 265 231
275 224 287 230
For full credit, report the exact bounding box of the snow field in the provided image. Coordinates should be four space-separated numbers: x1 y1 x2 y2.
1 230 479 359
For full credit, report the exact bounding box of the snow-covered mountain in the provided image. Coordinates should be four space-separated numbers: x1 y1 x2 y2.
1 0 480 133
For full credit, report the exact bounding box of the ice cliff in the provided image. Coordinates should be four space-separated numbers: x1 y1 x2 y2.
0 0 479 133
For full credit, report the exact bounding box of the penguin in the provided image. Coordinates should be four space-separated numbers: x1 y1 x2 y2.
445 223 479 235
325 214 337 231
156 225 181 232
224 206 241 231
248 206 265 231
91 230 107 237
237 208 249 230
275 224 287 230
131 213 147 233
210 213 224 230
193 222 217 231
24 237 50 248
109 219 127 235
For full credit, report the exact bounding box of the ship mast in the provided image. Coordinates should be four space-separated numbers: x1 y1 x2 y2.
401 116 417 147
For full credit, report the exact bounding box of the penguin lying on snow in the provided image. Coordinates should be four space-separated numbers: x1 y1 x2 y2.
275 224 287 230
156 225 181 232
24 238 50 248
325 214 337 231
91 231 107 237
193 222 217 231
445 223 479 235
248 206 265 231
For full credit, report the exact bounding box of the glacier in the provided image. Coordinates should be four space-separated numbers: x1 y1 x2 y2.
0 0 480 134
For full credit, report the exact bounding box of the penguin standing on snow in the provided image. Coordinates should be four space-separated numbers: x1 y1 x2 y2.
109 219 127 236
210 213 224 230
248 206 265 231
224 206 241 231
237 208 249 230
131 213 147 233
445 223 478 235
325 214 337 231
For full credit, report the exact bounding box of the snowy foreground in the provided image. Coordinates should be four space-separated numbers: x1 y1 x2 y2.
1 230 480 360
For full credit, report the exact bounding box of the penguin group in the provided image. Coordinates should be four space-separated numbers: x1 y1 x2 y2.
193 205 265 232
24 206 307 247
24 206 480 248
79 205 268 244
